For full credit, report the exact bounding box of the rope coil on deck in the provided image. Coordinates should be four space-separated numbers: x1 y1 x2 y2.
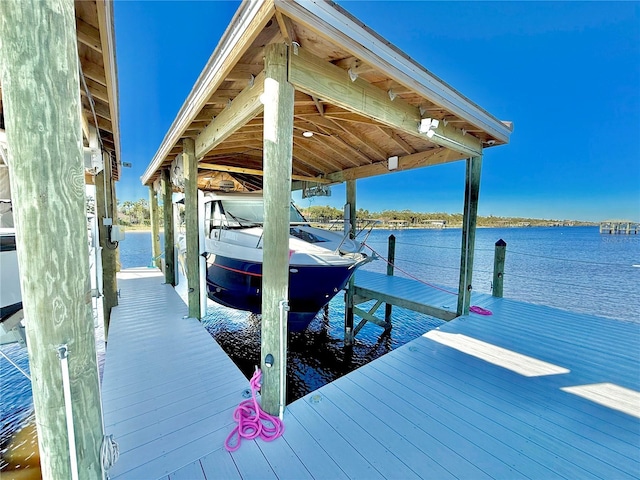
225 368 284 452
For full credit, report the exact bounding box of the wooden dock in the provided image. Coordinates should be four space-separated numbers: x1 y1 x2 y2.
600 220 639 235
102 268 639 479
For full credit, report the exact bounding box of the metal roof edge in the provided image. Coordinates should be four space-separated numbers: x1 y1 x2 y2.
97 0 122 173
141 0 273 185
275 0 512 144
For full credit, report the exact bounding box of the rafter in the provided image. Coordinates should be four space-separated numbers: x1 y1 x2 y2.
289 47 482 157
378 126 415 155
199 162 331 184
76 18 102 53
327 147 464 182
304 115 386 161
275 11 298 45
195 71 265 159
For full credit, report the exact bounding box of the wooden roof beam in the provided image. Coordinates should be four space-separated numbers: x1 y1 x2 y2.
275 11 298 45
76 18 102 53
195 71 265 159
275 0 510 143
328 147 464 182
199 163 330 184
293 140 344 172
304 115 387 160
81 78 109 104
79 58 107 86
378 126 415 155
142 1 276 185
289 46 482 157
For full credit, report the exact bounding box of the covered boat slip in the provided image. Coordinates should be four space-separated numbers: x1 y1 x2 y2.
142 0 513 415
102 268 639 479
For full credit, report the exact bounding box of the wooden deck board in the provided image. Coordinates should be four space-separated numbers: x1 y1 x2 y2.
198 448 243 479
102 268 639 479
101 268 250 479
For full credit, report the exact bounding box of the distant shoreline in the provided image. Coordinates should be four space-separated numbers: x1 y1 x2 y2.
120 224 601 233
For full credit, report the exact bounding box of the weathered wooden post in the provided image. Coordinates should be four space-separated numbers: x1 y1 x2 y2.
261 43 294 416
457 156 482 316
162 168 176 285
384 234 396 322
0 0 105 476
149 184 162 268
183 137 201 319
344 179 357 346
492 239 506 298
96 151 118 339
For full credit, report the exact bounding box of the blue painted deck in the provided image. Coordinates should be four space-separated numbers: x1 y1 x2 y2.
102 268 640 479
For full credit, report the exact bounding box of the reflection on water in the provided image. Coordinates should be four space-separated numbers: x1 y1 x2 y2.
0 303 105 477
0 420 40 479
202 295 444 402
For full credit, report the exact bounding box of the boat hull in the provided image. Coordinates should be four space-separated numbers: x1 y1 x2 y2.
206 254 355 332
1 231 22 323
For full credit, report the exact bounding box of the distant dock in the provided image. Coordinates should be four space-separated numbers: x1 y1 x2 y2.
599 220 639 235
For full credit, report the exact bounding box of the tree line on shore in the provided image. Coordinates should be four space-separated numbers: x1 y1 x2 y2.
108 198 594 228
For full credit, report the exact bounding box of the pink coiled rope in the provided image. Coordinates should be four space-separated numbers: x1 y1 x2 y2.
224 368 285 452
470 305 492 315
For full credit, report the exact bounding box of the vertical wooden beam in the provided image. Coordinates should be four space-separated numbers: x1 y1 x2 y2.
162 168 176 285
183 137 201 319
261 43 294 416
149 185 162 268
385 234 396 322
103 152 119 320
0 0 104 476
95 156 118 340
110 161 122 273
344 180 357 346
492 239 506 298
457 156 482 316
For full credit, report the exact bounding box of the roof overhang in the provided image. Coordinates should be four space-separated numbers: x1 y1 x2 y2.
141 0 512 192
0 0 122 182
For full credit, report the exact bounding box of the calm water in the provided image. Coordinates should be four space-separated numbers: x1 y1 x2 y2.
2 226 639 470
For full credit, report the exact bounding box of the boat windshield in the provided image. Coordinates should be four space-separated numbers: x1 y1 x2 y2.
220 199 306 227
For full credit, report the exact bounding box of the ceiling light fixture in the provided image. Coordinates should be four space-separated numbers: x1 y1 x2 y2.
302 131 314 138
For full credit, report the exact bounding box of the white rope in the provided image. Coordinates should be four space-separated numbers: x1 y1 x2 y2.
0 348 31 381
278 300 288 420
58 345 79 480
100 434 119 474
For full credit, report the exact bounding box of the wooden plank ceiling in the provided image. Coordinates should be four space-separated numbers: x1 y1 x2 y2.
144 0 513 193
0 0 121 181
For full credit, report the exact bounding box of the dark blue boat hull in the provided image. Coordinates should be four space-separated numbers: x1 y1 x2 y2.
205 255 355 332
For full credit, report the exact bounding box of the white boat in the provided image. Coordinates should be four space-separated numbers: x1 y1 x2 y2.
0 201 25 344
189 192 371 332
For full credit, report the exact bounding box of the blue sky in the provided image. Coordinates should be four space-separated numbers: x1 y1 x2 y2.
114 1 639 222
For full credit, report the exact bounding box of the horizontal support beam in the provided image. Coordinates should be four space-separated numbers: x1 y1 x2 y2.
423 122 483 157
327 147 464 182
353 286 458 321
289 46 420 137
195 71 265 159
199 163 332 184
289 47 482 157
275 0 512 143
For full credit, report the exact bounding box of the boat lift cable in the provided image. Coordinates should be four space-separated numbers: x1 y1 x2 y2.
79 64 104 152
363 242 458 296
0 347 31 381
